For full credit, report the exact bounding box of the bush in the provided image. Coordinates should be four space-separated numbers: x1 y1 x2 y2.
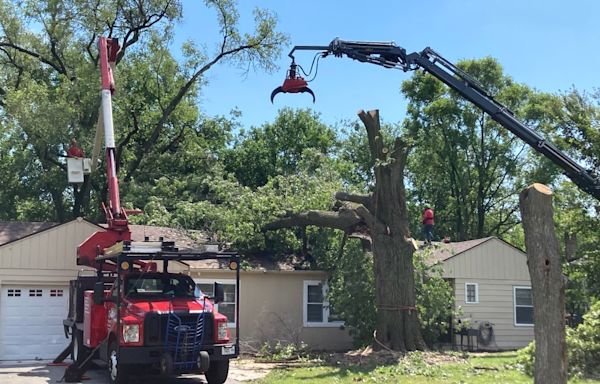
414 248 455 347
516 300 600 378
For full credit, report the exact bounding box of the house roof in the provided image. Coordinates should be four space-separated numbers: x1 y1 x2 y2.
424 237 495 265
0 221 58 246
126 224 209 250
0 220 314 272
186 256 299 271
109 224 299 271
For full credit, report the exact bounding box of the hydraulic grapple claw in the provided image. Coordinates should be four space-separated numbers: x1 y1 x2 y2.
270 63 315 103
270 86 284 103
270 84 316 103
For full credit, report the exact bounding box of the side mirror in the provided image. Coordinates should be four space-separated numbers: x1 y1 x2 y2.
213 282 225 304
93 281 105 305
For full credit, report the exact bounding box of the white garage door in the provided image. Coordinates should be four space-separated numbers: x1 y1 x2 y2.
0 286 70 360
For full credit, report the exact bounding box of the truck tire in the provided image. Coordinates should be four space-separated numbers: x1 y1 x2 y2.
72 329 90 363
205 359 229 384
107 341 129 384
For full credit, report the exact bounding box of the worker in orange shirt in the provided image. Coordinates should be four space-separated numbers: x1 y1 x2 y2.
422 205 434 245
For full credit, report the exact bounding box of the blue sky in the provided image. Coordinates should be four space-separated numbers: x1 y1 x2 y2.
174 0 600 129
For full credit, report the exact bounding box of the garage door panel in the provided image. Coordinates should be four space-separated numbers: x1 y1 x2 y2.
1 286 69 360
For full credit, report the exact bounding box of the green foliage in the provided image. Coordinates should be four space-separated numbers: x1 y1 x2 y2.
132 158 342 255
569 300 600 378
515 341 535 376
401 57 562 241
324 239 377 346
413 248 455 347
556 88 600 169
517 300 600 378
336 119 405 191
257 341 310 362
0 0 286 222
323 239 454 348
224 108 337 188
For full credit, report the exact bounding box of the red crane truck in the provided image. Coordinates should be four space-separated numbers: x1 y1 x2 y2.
55 37 240 384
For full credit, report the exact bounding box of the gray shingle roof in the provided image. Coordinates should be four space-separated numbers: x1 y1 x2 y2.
423 237 495 265
0 221 58 246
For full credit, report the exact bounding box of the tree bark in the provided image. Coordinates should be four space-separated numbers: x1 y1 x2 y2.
519 183 567 384
263 109 426 351
358 109 425 351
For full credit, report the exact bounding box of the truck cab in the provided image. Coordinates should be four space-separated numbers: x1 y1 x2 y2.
63 246 240 384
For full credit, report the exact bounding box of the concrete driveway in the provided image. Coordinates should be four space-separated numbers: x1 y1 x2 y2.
0 359 274 384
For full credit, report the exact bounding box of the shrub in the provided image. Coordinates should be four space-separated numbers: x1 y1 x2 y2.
516 300 600 378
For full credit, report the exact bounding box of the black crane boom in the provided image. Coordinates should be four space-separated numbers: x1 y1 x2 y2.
286 39 600 200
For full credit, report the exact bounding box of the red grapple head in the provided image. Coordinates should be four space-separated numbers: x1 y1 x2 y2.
271 63 315 103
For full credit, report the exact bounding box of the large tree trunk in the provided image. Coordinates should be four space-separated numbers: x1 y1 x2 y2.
264 109 426 351
359 109 426 351
519 183 567 384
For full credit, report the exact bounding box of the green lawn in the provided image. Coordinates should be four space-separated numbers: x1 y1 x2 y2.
253 352 600 384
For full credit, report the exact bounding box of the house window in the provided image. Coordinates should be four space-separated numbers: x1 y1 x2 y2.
514 286 534 326
50 289 64 297
303 280 343 327
7 289 21 297
465 283 479 304
195 279 236 327
29 289 42 297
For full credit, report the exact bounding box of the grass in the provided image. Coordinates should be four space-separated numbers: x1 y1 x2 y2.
253 351 600 384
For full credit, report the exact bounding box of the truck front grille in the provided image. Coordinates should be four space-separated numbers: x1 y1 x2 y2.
144 312 214 347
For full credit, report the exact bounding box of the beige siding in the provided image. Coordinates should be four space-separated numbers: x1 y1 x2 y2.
191 269 353 351
455 278 534 349
441 238 530 280
447 240 535 350
0 219 100 284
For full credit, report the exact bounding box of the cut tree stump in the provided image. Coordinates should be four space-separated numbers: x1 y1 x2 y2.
519 183 567 384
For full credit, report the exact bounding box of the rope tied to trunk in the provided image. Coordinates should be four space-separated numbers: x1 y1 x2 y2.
377 304 417 313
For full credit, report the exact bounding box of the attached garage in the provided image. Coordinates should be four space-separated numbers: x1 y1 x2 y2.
0 218 101 361
0 285 69 360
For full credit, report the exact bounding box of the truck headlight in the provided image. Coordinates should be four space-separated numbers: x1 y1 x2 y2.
123 324 140 343
217 322 228 341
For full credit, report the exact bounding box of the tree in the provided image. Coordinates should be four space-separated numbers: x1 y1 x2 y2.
0 0 286 222
224 108 337 188
556 88 600 168
401 58 561 240
264 109 426 351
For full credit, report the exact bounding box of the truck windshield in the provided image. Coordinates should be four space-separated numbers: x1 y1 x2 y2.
125 275 195 298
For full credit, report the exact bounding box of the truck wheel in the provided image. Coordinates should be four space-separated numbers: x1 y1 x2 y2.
72 329 90 363
205 360 229 384
107 341 129 384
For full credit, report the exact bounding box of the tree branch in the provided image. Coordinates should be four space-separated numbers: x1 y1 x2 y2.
0 41 65 75
263 209 362 232
355 205 388 235
358 109 384 161
335 191 373 211
124 42 263 182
